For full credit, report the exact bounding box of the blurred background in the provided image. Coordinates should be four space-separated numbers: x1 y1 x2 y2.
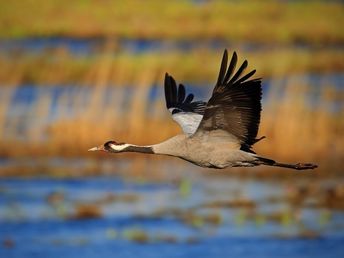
0 0 343 257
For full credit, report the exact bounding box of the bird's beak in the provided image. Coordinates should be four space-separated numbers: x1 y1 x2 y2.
88 146 100 152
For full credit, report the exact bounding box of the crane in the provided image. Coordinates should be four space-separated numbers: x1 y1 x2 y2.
89 50 317 170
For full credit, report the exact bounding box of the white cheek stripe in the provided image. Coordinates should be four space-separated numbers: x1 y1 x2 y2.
109 143 129 151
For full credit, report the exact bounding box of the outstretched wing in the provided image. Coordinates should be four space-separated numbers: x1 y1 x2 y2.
164 73 207 135
194 50 262 151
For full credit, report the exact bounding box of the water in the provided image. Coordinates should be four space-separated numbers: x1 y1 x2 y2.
0 175 343 258
1 37 343 55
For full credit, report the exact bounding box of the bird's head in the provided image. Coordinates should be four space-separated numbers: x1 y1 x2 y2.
88 141 128 153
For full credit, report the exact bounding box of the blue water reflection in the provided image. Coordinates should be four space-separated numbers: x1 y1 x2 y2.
0 176 343 258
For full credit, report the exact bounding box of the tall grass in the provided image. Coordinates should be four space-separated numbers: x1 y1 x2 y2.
0 0 343 45
0 47 343 86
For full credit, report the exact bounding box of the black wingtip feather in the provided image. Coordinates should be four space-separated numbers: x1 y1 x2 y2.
164 73 171 108
169 75 177 104
236 69 257 84
229 60 248 84
164 73 178 109
216 49 228 86
184 94 194 103
178 84 186 103
223 51 237 84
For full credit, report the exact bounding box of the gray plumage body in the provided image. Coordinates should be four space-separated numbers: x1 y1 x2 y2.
153 133 256 169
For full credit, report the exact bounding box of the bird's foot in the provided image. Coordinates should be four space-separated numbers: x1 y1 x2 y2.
295 163 318 170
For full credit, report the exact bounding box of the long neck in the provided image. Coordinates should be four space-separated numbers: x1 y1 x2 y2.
122 144 154 154
110 135 187 156
108 143 154 154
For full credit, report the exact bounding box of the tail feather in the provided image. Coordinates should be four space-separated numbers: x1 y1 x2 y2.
257 157 318 170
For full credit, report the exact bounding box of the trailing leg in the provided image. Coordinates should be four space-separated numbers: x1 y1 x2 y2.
256 157 318 170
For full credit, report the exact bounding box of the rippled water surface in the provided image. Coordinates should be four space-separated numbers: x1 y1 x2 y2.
1 175 343 258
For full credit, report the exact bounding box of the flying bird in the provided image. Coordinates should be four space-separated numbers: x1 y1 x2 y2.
89 50 317 170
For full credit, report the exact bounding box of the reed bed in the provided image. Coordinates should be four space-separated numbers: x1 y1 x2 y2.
0 67 343 175
0 0 343 45
0 47 343 86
